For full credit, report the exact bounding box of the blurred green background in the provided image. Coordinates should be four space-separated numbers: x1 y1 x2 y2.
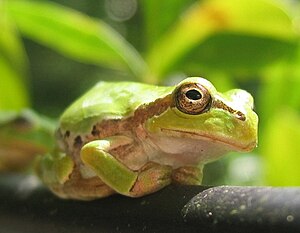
1 0 300 186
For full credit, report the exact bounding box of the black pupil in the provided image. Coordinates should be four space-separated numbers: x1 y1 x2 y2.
185 89 202 100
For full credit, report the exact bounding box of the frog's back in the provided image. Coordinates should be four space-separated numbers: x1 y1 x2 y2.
60 81 174 133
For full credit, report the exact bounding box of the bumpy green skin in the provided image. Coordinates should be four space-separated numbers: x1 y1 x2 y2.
147 78 257 151
60 81 174 134
37 77 258 200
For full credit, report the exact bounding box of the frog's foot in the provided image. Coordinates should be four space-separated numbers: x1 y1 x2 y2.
49 170 115 200
81 139 172 198
128 161 172 197
172 166 203 185
36 151 114 200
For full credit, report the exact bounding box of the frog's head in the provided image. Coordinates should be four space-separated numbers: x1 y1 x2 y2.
146 77 258 153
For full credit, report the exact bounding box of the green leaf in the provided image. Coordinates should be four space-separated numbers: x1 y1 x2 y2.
0 1 29 110
258 42 300 125
262 109 300 186
146 0 298 81
181 33 297 74
0 55 29 110
140 0 195 49
6 0 148 80
0 2 28 77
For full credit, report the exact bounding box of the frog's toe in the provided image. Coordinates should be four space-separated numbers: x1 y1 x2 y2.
128 162 172 197
49 170 115 200
171 166 203 185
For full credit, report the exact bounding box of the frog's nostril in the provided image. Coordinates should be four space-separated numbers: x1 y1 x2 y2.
235 111 246 121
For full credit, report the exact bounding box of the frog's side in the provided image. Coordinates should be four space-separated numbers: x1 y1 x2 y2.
36 77 258 200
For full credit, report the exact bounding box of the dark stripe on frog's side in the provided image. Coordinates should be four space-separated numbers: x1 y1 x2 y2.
74 135 83 148
57 94 173 154
64 130 70 138
61 93 245 152
212 99 246 121
91 125 100 136
131 94 173 126
89 94 173 138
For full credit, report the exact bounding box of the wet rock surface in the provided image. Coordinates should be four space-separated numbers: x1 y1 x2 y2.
0 174 300 233
183 186 300 232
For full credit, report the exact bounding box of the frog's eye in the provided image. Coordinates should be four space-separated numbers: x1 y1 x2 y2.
174 83 211 115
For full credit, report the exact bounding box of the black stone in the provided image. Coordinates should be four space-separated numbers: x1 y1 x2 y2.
183 186 300 233
1 175 300 233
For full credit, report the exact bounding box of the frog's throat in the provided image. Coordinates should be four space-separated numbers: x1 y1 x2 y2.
159 128 256 152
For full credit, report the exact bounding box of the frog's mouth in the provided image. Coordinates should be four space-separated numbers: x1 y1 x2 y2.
160 128 257 152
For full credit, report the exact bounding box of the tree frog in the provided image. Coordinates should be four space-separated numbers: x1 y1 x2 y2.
36 77 258 200
0 110 54 171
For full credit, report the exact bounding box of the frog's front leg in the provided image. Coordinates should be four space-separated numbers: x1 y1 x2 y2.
81 136 172 197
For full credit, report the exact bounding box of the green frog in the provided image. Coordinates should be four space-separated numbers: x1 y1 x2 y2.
35 77 258 200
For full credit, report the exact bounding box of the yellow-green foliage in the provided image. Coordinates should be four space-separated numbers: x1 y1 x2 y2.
1 0 300 185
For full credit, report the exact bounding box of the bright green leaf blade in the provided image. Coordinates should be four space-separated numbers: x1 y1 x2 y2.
6 0 147 79
259 42 300 125
0 1 29 110
140 0 195 49
1 1 28 77
147 0 298 81
262 109 300 186
0 55 29 110
181 33 297 74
